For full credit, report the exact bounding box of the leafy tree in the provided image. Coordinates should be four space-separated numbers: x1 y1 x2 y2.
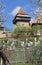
11 26 30 37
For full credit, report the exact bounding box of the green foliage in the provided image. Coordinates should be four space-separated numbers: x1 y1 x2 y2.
30 26 37 35
38 40 42 47
0 38 8 47
11 26 30 37
14 40 21 47
12 24 41 37
11 24 42 47
1 38 8 43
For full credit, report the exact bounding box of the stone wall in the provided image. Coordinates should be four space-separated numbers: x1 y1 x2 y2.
2 47 42 64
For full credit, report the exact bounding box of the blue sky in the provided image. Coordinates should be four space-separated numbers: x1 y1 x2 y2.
0 0 38 31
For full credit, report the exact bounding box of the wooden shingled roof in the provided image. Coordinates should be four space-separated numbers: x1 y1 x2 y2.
17 8 27 15
0 25 4 28
13 7 31 24
35 15 42 23
34 15 42 24
32 15 42 26
16 8 30 17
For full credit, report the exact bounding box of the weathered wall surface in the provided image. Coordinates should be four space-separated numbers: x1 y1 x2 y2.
2 47 42 64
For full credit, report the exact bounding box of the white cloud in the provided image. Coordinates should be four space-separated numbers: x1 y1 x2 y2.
30 18 35 23
10 6 21 16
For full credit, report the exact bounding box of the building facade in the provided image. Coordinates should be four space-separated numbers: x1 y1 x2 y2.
32 15 42 36
0 25 6 38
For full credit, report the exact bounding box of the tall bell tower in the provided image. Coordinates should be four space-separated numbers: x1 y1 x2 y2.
13 7 31 28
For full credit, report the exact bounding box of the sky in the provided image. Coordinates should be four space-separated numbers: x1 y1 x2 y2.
0 0 38 31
